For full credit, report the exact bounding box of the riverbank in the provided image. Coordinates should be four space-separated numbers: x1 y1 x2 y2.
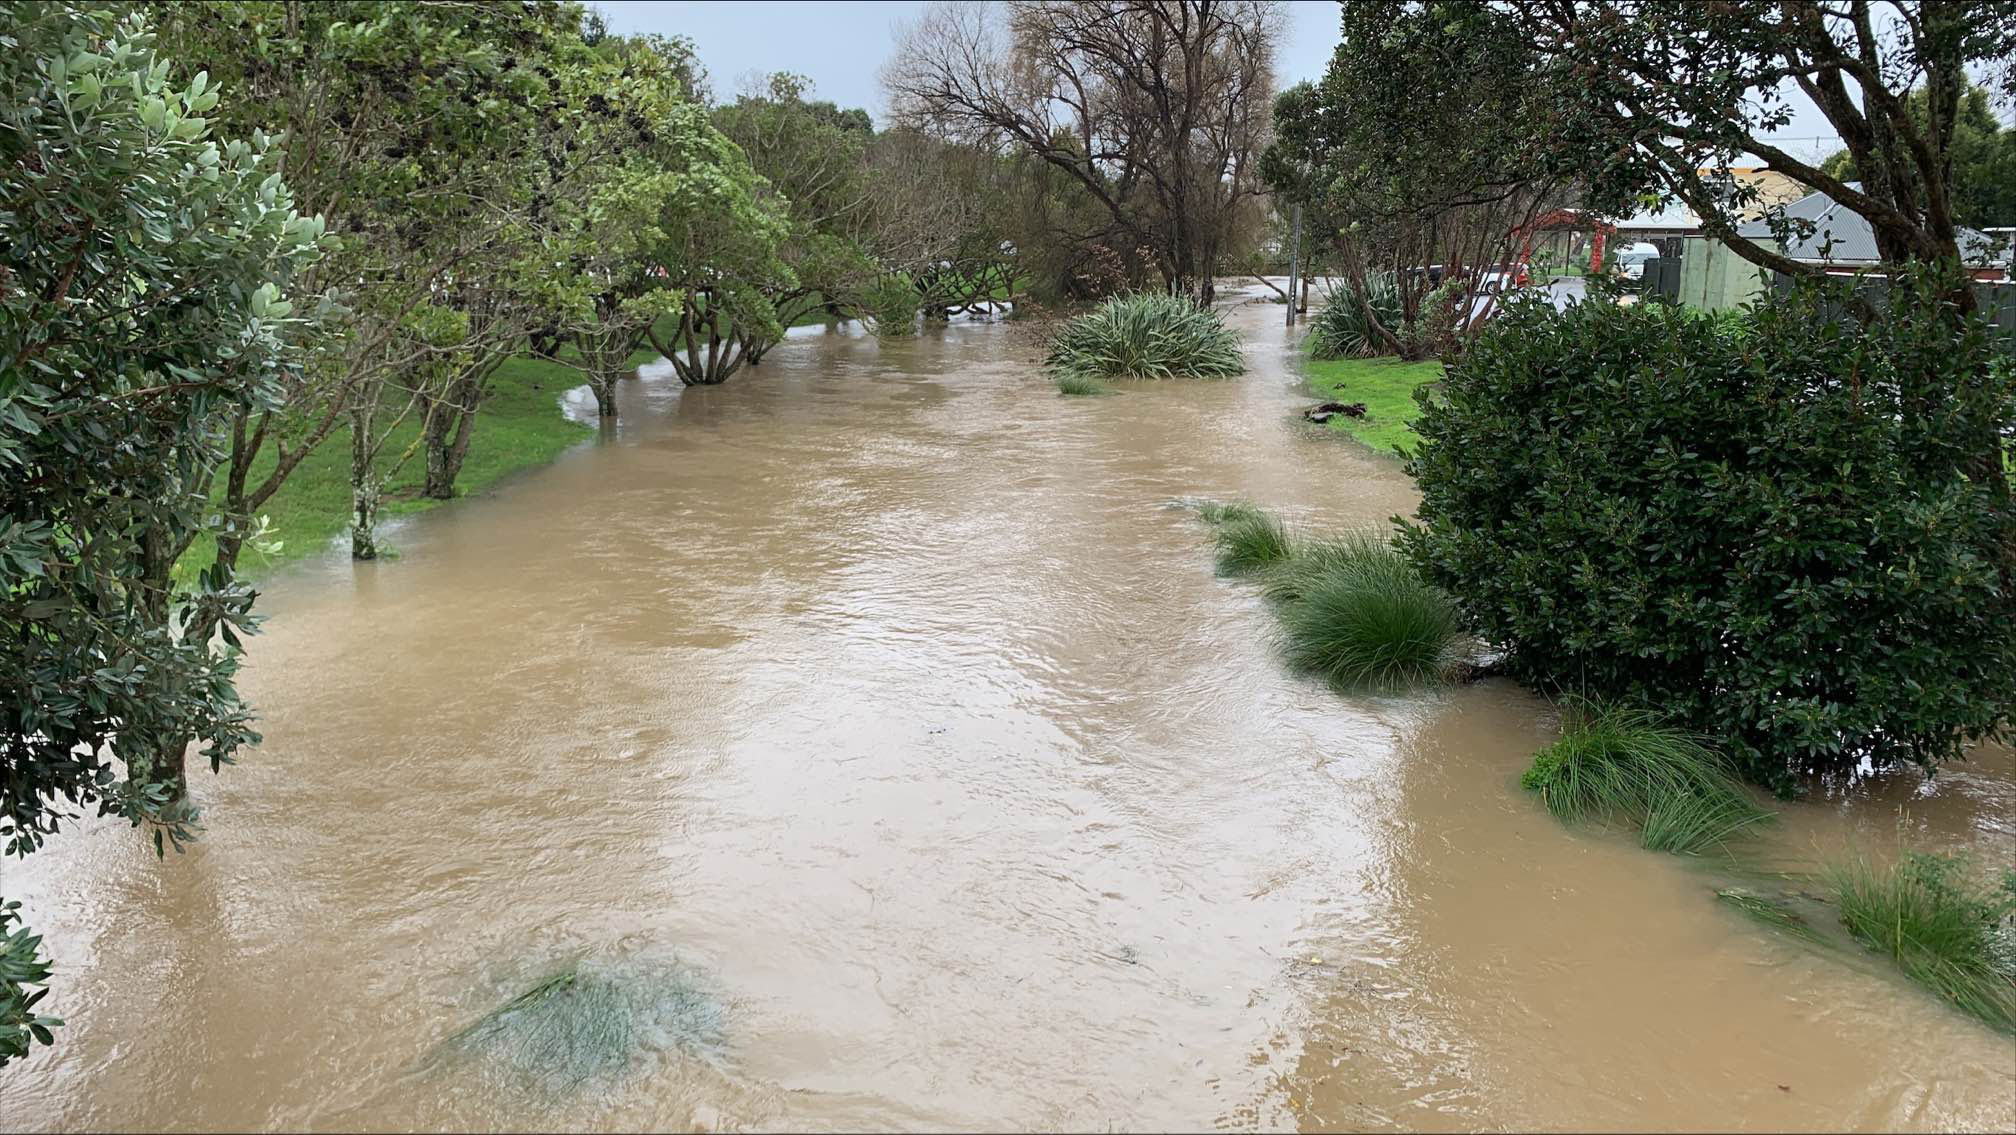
1300 351 1444 456
177 354 599 581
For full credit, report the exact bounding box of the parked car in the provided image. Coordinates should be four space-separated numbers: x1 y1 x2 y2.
1616 241 1661 280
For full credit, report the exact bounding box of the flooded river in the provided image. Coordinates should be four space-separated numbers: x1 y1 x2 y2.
4 296 2012 1131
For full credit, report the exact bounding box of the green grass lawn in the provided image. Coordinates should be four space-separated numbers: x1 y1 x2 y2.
178 353 595 582
179 298 941 584
1300 352 1446 457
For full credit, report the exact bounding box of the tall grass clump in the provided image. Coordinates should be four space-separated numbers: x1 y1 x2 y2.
1827 852 2016 1033
1519 702 1773 854
1046 292 1244 380
1210 505 1294 575
1273 533 1462 692
1307 272 1402 359
1053 371 1113 396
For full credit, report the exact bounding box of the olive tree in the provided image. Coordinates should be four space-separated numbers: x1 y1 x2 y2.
713 73 879 354
1 1 325 1062
155 0 584 552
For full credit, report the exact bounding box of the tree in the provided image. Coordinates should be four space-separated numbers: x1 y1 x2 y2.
1480 0 2016 301
1821 82 2016 233
713 73 879 353
155 0 586 551
884 0 1282 301
1263 2 1572 359
1402 281 2014 786
1 1 325 1062
639 116 793 387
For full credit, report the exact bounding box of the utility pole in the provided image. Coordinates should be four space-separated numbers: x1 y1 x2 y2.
1286 201 1303 328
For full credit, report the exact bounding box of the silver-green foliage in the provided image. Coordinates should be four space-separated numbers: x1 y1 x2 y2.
0 2 327 1066
1046 293 1244 379
441 962 725 1094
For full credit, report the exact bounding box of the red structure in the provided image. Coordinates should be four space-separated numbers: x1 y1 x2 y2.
1513 208 1615 275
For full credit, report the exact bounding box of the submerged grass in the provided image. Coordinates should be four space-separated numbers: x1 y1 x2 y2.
1046 293 1244 380
1827 852 2016 1034
1194 505 1465 692
1211 507 1295 575
1054 371 1115 397
1520 702 1773 855
439 960 723 1095
1715 887 1834 947
1273 536 1463 692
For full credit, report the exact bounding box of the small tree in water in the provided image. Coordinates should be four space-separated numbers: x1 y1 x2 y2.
0 2 326 1063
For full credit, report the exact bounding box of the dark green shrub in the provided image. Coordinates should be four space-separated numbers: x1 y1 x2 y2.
1521 702 1772 854
1046 293 1244 379
1828 853 2016 1033
1403 269 2016 785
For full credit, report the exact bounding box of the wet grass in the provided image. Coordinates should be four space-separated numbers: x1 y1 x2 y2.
1715 887 1834 947
1520 702 1773 855
1211 507 1295 575
437 960 724 1095
1826 852 2016 1034
1197 505 1464 693
1054 372 1115 397
1299 354 1444 456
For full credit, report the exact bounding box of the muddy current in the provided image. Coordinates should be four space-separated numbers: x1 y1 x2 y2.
4 294 2012 1131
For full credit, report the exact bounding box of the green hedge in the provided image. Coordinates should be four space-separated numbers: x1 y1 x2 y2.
1402 273 2015 785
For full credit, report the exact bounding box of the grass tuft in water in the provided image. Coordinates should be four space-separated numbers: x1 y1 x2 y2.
1520 702 1772 854
440 961 723 1094
1271 532 1463 692
1210 507 1295 575
1045 293 1244 380
1715 887 1832 946
1054 371 1115 397
1826 852 2016 1033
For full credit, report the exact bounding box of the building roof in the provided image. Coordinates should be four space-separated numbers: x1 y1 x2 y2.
1614 202 1698 232
1735 186 2002 266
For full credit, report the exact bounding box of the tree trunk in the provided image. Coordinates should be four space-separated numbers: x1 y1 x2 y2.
591 375 619 418
422 407 456 500
134 526 188 801
349 402 380 560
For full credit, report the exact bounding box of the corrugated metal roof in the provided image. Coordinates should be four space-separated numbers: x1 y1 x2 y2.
1735 186 2000 265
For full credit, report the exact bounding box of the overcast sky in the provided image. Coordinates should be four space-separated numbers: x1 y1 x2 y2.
592 0 1852 163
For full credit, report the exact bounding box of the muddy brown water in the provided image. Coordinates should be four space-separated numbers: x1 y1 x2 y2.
4 294 2013 1132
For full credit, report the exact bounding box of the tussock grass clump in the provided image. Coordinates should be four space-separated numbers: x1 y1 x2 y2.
1046 293 1244 380
1520 702 1772 854
441 962 722 1093
1211 506 1294 575
1053 371 1114 396
1272 533 1463 692
1827 852 2016 1033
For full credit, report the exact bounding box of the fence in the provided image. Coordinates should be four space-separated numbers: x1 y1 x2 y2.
1627 239 2013 348
1768 272 2016 350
